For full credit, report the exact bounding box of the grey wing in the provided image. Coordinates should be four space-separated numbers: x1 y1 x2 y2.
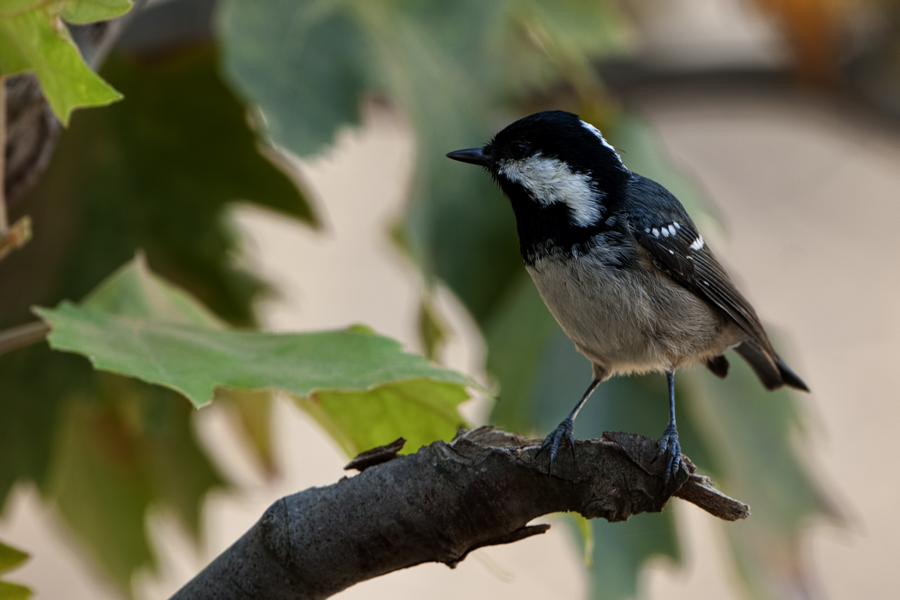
634 221 761 334
629 206 808 391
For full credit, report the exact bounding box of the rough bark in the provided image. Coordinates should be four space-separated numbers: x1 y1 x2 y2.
172 427 748 600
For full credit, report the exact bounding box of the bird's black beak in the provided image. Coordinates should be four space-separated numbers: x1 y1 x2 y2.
446 147 491 167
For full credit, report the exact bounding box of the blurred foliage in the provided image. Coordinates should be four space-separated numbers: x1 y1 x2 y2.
682 360 833 599
217 1 830 599
0 0 131 123
0 44 313 591
218 0 630 320
48 376 225 589
0 540 30 600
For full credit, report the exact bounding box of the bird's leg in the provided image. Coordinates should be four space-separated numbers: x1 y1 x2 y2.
654 370 682 485
537 378 601 474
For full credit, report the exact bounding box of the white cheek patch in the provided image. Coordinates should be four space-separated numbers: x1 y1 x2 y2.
580 120 623 165
499 154 603 227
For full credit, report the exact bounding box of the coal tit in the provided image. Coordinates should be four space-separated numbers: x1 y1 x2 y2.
447 110 808 483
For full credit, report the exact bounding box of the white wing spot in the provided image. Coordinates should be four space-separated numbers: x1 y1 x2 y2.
652 228 660 237
689 235 705 251
673 222 681 229
661 227 670 237
667 224 677 236
644 227 650 233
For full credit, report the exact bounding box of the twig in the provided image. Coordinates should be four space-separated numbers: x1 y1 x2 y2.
171 427 747 599
0 321 50 356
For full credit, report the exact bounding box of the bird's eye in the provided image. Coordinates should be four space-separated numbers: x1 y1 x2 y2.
510 140 531 159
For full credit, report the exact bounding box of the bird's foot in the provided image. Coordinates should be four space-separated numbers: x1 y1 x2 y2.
653 424 682 487
536 417 576 474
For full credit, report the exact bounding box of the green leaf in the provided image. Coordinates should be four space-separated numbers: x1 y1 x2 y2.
0 582 31 600
295 378 469 457
39 301 471 406
217 0 370 157
0 1 42 18
83 253 223 327
0 540 31 600
0 5 124 124
60 0 132 25
0 541 27 573
36 258 473 408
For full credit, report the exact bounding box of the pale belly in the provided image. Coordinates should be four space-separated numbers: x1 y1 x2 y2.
526 253 740 376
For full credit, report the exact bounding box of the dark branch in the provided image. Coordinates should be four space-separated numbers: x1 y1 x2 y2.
171 427 747 600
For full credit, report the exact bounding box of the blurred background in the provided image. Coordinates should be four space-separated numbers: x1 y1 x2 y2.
1 0 898 598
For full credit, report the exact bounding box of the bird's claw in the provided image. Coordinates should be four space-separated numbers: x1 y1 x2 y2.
537 417 576 474
653 424 682 487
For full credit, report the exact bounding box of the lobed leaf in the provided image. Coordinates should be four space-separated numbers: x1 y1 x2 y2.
36 258 473 408
0 1 128 124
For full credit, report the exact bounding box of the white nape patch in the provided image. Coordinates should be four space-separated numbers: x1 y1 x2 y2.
690 235 705 251
498 153 603 227
580 120 623 164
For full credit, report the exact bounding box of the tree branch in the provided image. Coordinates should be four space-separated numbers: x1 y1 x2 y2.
172 427 747 600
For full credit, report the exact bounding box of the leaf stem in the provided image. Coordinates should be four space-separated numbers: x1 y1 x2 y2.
0 321 50 356
0 75 7 236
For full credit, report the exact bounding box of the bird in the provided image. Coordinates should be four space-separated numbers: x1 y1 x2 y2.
446 110 808 484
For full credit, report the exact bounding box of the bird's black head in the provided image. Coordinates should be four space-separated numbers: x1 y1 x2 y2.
447 111 631 261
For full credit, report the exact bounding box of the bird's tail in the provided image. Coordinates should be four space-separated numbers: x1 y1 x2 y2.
734 340 809 392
